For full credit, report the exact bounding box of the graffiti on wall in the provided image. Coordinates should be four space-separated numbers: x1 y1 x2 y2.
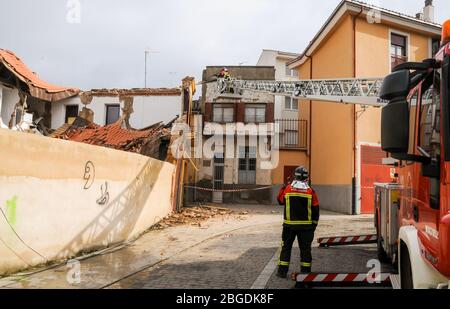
5 196 18 226
96 182 109 206
83 161 110 206
83 161 95 190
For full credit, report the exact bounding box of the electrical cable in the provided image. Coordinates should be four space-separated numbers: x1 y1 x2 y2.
0 207 48 261
0 236 32 267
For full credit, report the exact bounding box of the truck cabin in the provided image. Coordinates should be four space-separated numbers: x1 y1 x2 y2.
379 20 450 278
380 20 450 173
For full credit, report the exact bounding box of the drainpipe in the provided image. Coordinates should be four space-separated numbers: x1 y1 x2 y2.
305 54 313 184
352 7 363 215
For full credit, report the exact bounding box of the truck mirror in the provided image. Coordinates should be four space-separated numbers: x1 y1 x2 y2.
381 99 409 153
379 70 410 101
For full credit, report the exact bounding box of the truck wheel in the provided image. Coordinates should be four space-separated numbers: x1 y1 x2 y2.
400 243 414 289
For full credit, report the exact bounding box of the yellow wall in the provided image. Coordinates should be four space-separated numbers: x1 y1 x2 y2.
354 17 433 146
272 150 309 184
300 15 355 186
294 14 436 187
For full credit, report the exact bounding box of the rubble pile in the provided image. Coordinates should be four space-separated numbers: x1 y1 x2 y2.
152 206 234 229
52 117 172 158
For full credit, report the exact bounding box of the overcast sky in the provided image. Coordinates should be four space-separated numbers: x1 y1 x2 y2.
0 0 448 93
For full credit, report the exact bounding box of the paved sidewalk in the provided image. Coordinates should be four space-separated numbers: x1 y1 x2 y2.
0 204 389 289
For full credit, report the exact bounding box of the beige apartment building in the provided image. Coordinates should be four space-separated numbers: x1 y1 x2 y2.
287 0 441 214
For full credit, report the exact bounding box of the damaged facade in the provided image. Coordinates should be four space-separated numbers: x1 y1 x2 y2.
186 66 276 204
51 87 182 129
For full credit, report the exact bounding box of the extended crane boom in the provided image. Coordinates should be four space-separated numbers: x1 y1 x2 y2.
217 77 386 107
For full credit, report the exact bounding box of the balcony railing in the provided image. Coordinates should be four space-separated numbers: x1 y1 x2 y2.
391 55 408 71
275 119 308 150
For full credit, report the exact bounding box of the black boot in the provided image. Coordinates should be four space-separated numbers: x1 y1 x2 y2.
276 267 288 278
300 266 311 274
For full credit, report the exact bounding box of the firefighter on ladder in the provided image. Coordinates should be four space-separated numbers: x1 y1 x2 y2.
276 166 320 278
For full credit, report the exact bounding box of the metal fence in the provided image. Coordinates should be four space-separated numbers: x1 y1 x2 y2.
275 119 308 150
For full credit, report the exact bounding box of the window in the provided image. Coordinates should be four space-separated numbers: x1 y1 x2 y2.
391 33 408 71
408 91 419 156
418 71 441 209
285 129 299 145
285 66 298 77
245 104 266 123
213 104 234 123
418 71 441 157
105 104 120 125
284 97 299 110
238 146 256 184
431 38 440 57
65 105 79 124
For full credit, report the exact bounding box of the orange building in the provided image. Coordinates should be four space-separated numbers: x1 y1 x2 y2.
287 0 441 214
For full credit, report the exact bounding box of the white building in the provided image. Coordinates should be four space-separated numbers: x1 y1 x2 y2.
256 50 300 120
51 88 182 129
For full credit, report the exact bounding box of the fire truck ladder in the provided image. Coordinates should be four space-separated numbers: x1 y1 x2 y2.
217 77 386 107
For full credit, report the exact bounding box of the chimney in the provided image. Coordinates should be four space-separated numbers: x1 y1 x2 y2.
423 0 434 23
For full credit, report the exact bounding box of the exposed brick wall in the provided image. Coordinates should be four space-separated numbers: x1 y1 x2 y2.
266 103 274 123
204 102 212 122
236 102 245 122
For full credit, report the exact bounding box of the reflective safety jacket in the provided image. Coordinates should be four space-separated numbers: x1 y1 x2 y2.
277 180 320 228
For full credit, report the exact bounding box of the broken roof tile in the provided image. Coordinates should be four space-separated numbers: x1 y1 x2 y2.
0 49 80 101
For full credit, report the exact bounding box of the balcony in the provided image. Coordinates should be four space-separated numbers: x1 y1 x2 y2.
275 119 308 150
391 55 407 71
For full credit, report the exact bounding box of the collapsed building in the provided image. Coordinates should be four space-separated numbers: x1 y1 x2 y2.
51 114 175 160
0 48 80 133
0 48 184 160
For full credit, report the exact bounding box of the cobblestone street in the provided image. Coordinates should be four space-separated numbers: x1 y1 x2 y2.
0 204 392 289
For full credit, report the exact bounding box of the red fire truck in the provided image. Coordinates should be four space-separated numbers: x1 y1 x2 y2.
378 20 450 289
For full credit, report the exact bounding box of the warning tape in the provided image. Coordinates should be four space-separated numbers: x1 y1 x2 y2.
318 234 377 247
184 185 274 193
294 272 392 288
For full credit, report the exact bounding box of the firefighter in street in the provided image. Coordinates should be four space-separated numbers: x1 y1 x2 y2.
276 166 320 278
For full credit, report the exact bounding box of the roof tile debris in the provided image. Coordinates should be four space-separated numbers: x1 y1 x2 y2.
85 88 182 97
54 119 170 155
0 49 80 101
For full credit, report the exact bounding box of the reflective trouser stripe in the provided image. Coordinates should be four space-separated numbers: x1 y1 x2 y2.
278 241 289 266
284 220 312 225
300 262 312 267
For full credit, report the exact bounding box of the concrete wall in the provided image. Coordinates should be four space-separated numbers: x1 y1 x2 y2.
0 129 175 275
52 95 181 129
0 85 19 127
